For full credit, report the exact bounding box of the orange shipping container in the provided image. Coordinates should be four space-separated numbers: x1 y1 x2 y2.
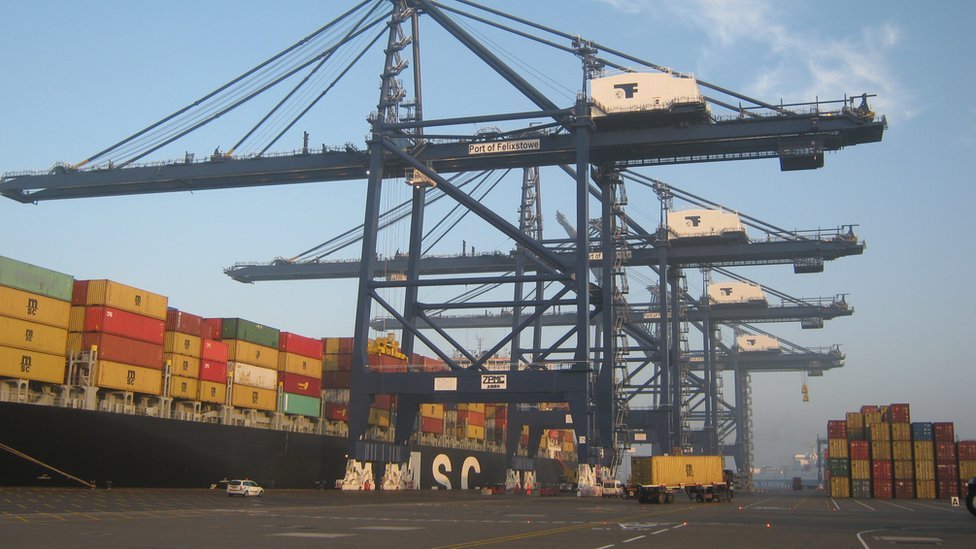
0 286 70 328
168 375 199 400
230 385 276 411
198 380 227 404
165 353 200 378
95 360 162 395
0 345 65 383
0 315 67 356
226 339 278 370
278 350 322 379
164 332 201 358
75 279 168 320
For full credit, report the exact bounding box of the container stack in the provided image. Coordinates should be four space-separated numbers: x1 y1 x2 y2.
219 318 280 412
827 419 851 497
958 441 976 488
420 403 445 435
164 309 203 400
322 337 352 389
69 280 167 395
934 422 958 499
278 332 324 418
869 419 893 499
458 403 486 440
198 338 229 404
913 422 936 499
890 404 914 499
0 256 73 384
369 394 392 428
485 404 507 445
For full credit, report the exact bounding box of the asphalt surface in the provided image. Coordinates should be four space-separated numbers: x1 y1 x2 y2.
1 488 974 548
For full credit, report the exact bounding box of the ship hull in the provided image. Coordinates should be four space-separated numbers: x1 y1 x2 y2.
0 401 564 489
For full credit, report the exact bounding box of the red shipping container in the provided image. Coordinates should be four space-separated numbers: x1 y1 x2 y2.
278 332 323 359
421 416 444 434
337 337 354 353
322 371 350 388
198 360 228 383
71 280 90 305
937 479 960 499
495 414 508 429
165 309 203 337
827 420 847 439
893 479 915 499
888 403 910 423
860 405 879 414
958 441 976 461
936 463 958 481
200 339 228 362
278 372 321 397
935 441 957 464
75 332 163 369
458 410 486 425
850 440 871 461
202 318 222 340
372 394 393 409
83 306 165 344
872 478 893 499
872 460 893 479
324 402 349 422
933 422 954 442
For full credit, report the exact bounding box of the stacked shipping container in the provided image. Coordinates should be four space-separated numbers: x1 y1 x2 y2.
0 257 73 384
165 309 204 400
827 403 971 500
278 332 324 417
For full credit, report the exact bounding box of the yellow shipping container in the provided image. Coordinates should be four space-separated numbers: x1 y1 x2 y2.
893 460 914 480
168 375 198 400
863 411 883 425
81 280 168 320
829 476 851 498
871 441 892 460
959 461 976 480
636 456 725 486
199 380 227 404
869 422 891 441
561 440 574 453
914 459 935 481
850 459 871 480
846 412 864 431
828 438 849 459
0 286 70 328
0 315 68 356
164 332 201 358
323 338 340 355
420 403 445 419
279 351 322 379
69 306 85 332
0 345 65 383
460 424 485 440
96 360 162 395
915 479 936 499
225 339 278 370
913 441 934 461
890 422 911 441
231 385 276 411
458 403 486 413
165 353 200 378
322 354 340 371
892 440 913 461
368 408 391 428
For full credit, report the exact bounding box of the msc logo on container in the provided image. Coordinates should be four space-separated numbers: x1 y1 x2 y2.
26 298 38 316
126 369 137 385
481 374 507 390
20 354 32 373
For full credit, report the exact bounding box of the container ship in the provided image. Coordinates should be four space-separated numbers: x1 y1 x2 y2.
0 256 573 489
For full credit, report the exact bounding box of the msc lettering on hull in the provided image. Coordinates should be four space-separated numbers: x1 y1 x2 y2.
427 453 483 490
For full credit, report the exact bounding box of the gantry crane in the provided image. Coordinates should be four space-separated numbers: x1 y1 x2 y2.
0 1 884 488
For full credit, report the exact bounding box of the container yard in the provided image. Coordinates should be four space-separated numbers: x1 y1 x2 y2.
826 403 971 501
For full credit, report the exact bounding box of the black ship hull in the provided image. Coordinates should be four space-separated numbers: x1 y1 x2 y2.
0 401 565 489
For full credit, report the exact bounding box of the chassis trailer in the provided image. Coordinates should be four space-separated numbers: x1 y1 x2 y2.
631 456 734 504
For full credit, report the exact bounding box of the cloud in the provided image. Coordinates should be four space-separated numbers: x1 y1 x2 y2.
597 0 911 120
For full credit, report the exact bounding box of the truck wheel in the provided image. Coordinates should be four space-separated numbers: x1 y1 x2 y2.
666 493 675 504
657 492 667 504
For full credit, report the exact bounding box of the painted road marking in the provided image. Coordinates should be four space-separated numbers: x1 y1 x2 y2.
872 500 913 512
910 501 960 513
789 497 807 510
269 533 354 539
622 535 646 543
877 536 943 544
651 528 669 535
851 499 876 511
828 497 840 511
355 526 423 531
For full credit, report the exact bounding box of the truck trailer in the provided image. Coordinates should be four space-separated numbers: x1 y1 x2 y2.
631 456 733 504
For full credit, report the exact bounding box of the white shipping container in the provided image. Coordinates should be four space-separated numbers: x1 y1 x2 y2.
707 281 767 306
591 72 704 115
667 209 746 239
230 361 278 390
736 334 781 353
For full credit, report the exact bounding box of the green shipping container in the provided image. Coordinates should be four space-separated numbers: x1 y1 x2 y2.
828 458 850 477
282 392 320 417
0 256 74 302
221 318 279 348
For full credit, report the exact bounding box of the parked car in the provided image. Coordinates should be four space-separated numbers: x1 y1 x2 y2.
227 479 264 497
966 477 975 517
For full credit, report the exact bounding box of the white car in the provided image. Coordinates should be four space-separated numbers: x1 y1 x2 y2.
226 479 264 497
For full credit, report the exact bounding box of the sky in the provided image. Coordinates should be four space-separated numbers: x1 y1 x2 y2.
1 0 974 469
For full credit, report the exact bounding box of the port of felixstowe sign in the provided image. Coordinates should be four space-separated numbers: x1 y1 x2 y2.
467 139 540 155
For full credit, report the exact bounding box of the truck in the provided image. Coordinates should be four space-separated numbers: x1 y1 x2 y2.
631 456 733 504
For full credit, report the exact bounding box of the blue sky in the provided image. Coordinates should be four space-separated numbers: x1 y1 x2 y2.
1 0 974 468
